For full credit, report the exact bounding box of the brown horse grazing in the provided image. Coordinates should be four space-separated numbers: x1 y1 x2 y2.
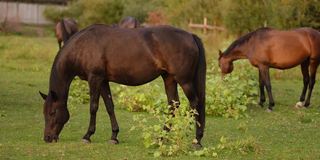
55 18 78 49
118 16 140 28
218 27 320 111
39 24 206 147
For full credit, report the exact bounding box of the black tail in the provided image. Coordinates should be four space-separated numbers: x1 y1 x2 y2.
192 34 206 142
60 19 69 44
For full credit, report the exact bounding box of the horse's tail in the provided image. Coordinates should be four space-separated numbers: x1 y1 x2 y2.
192 34 206 141
60 19 69 44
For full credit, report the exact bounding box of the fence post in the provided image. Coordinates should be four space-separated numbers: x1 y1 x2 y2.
203 17 207 34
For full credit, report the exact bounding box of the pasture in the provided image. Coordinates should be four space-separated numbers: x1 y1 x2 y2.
1 33 320 159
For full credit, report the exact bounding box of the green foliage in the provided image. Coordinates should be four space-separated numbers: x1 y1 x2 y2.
121 0 161 22
43 6 65 23
132 103 197 157
68 77 89 112
206 61 258 119
113 83 166 112
190 136 260 157
44 0 125 27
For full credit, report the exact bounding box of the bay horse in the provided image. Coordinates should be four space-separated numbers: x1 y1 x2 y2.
118 16 140 28
39 24 206 147
219 27 320 111
55 18 78 49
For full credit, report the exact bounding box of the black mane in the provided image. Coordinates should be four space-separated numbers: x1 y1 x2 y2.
224 27 272 55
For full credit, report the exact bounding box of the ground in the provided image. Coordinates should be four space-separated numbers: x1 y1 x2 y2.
0 34 320 159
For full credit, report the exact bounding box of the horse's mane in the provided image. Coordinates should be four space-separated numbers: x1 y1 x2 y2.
224 27 272 55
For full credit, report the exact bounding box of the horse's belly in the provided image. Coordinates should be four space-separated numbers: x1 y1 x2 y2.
108 69 163 86
269 54 308 69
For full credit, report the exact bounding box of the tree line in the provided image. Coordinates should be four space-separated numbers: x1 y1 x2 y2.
44 0 320 34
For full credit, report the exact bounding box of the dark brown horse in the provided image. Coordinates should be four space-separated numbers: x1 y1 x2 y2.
39 24 206 147
118 16 140 28
55 18 78 49
219 27 320 111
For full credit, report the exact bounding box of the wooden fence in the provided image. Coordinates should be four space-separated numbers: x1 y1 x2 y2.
188 17 226 34
0 1 63 25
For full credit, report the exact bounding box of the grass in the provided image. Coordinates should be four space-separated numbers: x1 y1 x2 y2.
1 34 320 159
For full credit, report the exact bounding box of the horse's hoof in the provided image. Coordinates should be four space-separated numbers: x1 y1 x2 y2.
82 138 91 144
259 102 264 107
109 139 119 144
192 139 202 150
266 108 273 112
295 101 304 109
192 143 202 150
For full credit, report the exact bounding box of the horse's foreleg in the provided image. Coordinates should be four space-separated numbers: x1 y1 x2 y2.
180 82 203 148
58 40 61 49
162 75 179 131
258 70 266 107
100 82 119 144
259 67 274 111
296 61 310 108
82 76 103 143
304 60 319 107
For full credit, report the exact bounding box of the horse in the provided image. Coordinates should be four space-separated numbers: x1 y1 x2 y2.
218 27 320 111
118 16 140 28
39 24 206 147
55 18 78 49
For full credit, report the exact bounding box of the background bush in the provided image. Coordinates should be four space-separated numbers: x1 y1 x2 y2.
44 0 320 33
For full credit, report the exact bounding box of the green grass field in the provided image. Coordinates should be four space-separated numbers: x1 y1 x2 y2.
1 34 320 160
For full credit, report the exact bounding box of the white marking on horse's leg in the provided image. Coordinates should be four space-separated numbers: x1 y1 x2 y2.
295 101 305 109
266 108 272 113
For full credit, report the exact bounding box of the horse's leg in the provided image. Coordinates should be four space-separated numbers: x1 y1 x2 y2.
258 70 266 107
58 40 61 49
304 60 319 107
179 82 203 147
259 67 275 111
82 76 103 143
296 60 310 107
161 74 179 131
100 81 120 144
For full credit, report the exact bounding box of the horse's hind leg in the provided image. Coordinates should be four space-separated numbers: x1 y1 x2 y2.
161 74 179 131
179 81 203 148
296 60 310 108
304 60 319 107
100 81 120 144
258 70 266 107
82 75 103 143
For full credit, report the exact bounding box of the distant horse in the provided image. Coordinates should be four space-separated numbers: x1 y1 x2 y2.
118 16 140 28
39 25 206 147
55 18 78 49
218 27 320 111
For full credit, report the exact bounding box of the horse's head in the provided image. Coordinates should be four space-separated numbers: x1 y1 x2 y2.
39 91 69 143
218 50 234 75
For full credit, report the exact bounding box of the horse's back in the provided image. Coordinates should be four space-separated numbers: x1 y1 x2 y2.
59 25 199 85
251 28 317 68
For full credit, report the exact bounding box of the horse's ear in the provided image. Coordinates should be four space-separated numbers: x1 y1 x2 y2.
50 90 58 101
219 50 223 57
39 91 47 100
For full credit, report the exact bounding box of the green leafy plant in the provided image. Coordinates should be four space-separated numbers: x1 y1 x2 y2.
206 61 258 119
131 102 197 157
68 77 90 112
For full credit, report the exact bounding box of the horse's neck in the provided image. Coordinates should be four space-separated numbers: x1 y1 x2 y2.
229 46 249 62
49 66 73 105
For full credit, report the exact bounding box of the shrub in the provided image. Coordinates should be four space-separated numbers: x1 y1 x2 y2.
68 77 89 112
131 102 197 157
206 61 258 119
